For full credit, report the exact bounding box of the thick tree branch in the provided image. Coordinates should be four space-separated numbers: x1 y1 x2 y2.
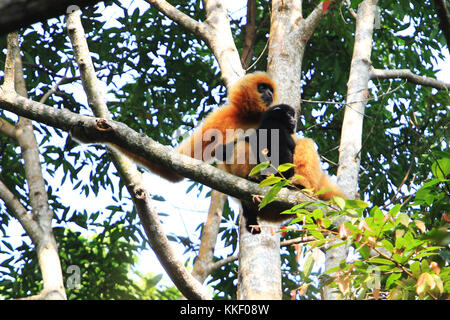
147 0 244 87
303 0 339 40
0 0 103 35
0 118 17 139
192 189 227 283
0 178 42 244
65 9 210 300
145 0 208 42
3 32 67 300
0 91 315 210
240 0 257 69
370 68 450 91
433 0 450 48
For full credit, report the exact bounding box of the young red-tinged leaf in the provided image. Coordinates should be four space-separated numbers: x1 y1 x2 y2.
414 219 426 233
323 0 330 12
424 273 435 290
383 214 394 223
290 289 297 300
395 229 405 239
299 283 310 297
339 223 350 239
443 213 450 222
373 287 380 300
294 243 302 262
337 274 350 296
358 219 373 232
432 274 444 293
430 261 440 274
397 212 410 227
280 226 288 237
355 233 363 242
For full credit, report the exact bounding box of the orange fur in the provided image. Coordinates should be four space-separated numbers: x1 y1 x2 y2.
177 72 276 161
292 138 346 200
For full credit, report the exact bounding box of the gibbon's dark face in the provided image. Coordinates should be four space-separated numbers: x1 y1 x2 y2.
257 82 274 107
265 104 297 133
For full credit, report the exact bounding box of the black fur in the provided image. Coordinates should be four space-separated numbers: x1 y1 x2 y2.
243 104 297 234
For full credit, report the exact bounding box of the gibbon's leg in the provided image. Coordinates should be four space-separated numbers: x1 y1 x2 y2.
241 201 261 234
292 138 346 200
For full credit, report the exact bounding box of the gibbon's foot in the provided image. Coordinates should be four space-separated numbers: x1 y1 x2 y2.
251 194 263 203
248 224 261 234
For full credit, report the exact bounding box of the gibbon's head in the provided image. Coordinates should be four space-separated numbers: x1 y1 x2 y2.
228 72 277 117
260 104 297 133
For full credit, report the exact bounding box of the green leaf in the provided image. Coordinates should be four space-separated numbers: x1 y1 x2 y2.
358 245 371 259
410 261 421 277
431 157 450 179
381 239 394 253
312 208 323 219
258 176 282 187
248 162 270 176
334 196 346 210
369 258 395 265
385 273 402 290
397 212 410 227
258 181 288 209
345 199 369 209
388 204 402 217
277 163 295 173
302 255 315 279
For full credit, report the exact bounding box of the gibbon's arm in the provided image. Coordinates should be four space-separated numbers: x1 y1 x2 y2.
71 72 277 183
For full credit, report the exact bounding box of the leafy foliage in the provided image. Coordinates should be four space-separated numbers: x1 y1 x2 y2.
257 151 449 299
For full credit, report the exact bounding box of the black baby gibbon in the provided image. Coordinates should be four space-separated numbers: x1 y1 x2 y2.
215 104 297 233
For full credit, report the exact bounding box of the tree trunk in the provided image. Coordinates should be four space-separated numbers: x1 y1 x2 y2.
325 0 379 300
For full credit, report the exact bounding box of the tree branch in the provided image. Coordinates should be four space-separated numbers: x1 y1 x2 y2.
192 189 226 283
0 118 17 139
433 0 450 48
303 0 339 39
4 32 67 300
0 0 101 35
0 177 42 244
0 91 315 209
240 0 257 69
145 0 208 42
65 9 210 300
370 68 450 91
146 0 244 87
